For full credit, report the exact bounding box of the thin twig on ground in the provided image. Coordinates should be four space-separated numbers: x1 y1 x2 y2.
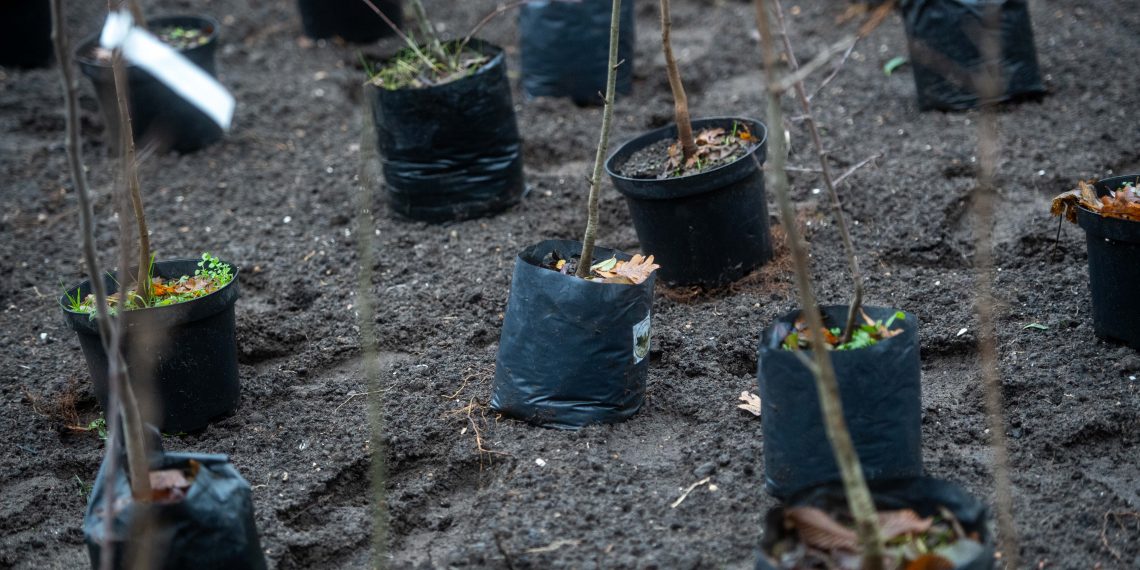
1100 511 1139 561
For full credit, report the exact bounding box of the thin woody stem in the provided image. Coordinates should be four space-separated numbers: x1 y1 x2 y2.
973 5 1020 567
771 0 864 342
110 50 152 502
659 0 696 160
755 1 883 568
575 0 622 277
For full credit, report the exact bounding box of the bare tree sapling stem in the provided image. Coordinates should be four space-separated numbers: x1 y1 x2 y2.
574 0 622 278
754 0 884 567
770 0 864 342
110 51 152 306
971 5 1021 567
357 94 390 569
51 3 151 568
658 0 696 161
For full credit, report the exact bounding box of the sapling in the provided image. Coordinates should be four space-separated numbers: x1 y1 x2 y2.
754 0 884 568
50 4 152 570
658 0 696 162
574 0 623 278
769 0 895 343
968 4 1021 566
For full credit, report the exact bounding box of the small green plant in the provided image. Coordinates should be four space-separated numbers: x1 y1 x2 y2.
86 416 108 440
74 475 93 498
196 252 234 286
783 311 906 351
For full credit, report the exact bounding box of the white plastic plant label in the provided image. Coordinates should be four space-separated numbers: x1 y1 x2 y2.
99 11 234 130
632 313 651 364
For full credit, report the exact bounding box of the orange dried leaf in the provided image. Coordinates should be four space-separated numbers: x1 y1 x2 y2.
612 254 660 285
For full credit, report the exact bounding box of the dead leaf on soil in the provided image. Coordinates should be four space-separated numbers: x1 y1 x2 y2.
737 391 761 416
786 506 934 552
1052 179 1140 223
591 254 660 285
149 459 199 504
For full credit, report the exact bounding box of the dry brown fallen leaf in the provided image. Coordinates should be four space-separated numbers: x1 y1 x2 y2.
1052 179 1140 223
737 391 761 416
611 254 660 285
786 506 935 553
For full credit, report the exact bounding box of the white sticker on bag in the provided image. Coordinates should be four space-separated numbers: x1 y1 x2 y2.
99 11 235 130
632 314 651 364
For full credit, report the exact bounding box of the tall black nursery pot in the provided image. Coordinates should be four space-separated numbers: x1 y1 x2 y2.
757 305 923 499
518 0 635 105
1077 174 1140 348
605 117 773 287
297 0 402 43
60 259 241 433
755 477 995 570
367 39 525 222
0 0 52 68
491 240 655 429
901 0 1045 111
84 450 267 569
76 15 224 154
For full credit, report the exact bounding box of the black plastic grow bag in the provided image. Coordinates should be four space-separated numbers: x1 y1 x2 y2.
297 0 402 43
518 0 635 105
492 240 655 429
901 0 1045 111
757 305 922 499
605 117 773 287
84 450 266 569
1077 174 1140 349
755 477 994 570
366 39 525 222
60 258 241 433
76 15 224 153
0 0 52 68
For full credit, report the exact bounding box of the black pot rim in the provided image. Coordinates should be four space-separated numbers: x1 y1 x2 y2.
518 239 651 288
760 304 915 353
59 257 240 324
371 38 505 95
74 14 220 68
604 116 769 201
1077 173 1140 242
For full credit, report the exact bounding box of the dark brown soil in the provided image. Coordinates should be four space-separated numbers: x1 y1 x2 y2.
2 1 1139 568
617 128 755 179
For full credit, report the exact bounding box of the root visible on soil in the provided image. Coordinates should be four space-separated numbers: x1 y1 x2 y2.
1101 511 1140 561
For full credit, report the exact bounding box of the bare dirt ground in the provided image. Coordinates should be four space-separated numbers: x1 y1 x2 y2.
2 0 1138 568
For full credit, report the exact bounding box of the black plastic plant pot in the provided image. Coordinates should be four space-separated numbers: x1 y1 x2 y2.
0 0 53 68
84 451 267 569
755 477 995 570
1077 174 1140 349
60 258 241 433
605 117 773 288
901 0 1045 111
297 0 402 43
75 15 224 154
518 0 635 105
757 305 923 499
366 39 525 222
491 239 655 429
